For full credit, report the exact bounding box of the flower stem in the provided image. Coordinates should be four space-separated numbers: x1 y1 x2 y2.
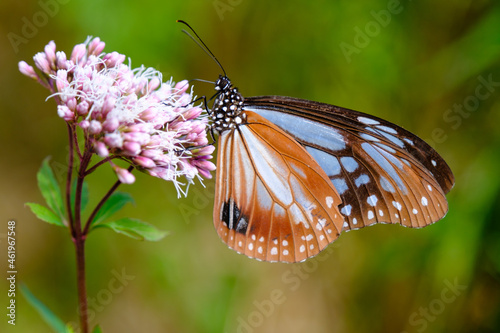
83 167 132 235
75 235 88 333
66 124 74 231
72 149 93 333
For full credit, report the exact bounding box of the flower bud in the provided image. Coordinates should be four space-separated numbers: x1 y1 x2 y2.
76 101 90 116
88 120 102 134
33 53 51 73
78 120 90 129
95 141 109 157
123 132 150 145
174 80 189 95
44 41 57 66
104 133 123 148
57 105 74 121
56 51 68 69
18 61 37 79
148 77 161 92
123 141 141 156
66 97 77 111
55 70 69 91
133 156 156 168
102 118 119 132
70 43 86 63
113 166 135 184
88 37 105 56
103 51 125 67
102 96 117 116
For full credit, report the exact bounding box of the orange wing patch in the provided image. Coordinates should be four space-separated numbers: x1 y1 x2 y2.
213 111 344 262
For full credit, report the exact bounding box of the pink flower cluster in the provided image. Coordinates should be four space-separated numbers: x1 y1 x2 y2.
19 37 215 195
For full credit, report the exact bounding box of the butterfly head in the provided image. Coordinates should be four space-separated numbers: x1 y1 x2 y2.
211 75 246 134
214 75 231 92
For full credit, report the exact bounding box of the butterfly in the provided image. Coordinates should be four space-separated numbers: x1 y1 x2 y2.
178 21 455 263
209 75 454 263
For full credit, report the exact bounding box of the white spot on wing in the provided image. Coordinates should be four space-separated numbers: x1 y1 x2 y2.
341 204 352 216
316 218 327 230
306 147 342 176
392 201 402 211
332 178 348 195
380 176 396 193
360 133 380 142
358 116 380 125
376 125 398 134
404 138 414 146
326 196 334 208
421 197 428 206
367 195 378 207
362 143 407 194
271 247 278 255
355 174 370 187
340 156 359 172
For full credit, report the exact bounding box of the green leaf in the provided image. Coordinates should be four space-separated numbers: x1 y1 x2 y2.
91 192 134 226
94 218 168 241
37 157 65 220
20 284 67 333
92 325 103 333
71 179 89 218
26 203 65 227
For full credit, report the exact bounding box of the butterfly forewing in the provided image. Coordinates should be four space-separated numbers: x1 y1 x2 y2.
213 111 344 262
244 96 454 232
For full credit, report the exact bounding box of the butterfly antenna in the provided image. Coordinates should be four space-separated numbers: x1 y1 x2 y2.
177 20 227 77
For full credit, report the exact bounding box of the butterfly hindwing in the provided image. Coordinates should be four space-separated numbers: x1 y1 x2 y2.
213 111 344 262
244 96 454 231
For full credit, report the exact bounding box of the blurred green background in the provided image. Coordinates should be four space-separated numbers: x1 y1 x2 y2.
1 0 500 332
